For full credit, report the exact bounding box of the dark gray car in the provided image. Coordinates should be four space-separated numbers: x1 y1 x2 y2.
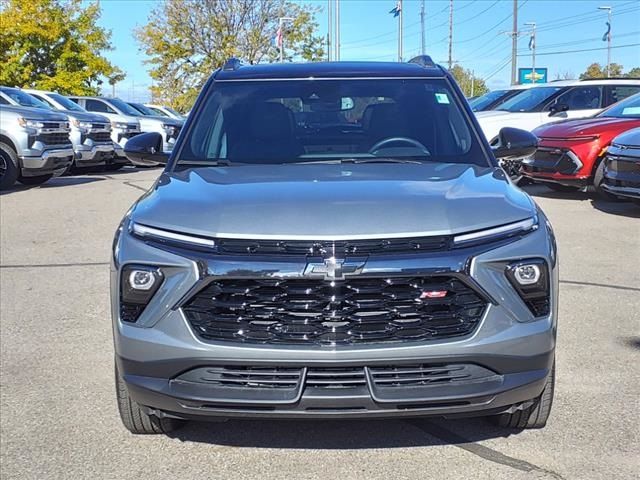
112 57 558 434
603 127 640 203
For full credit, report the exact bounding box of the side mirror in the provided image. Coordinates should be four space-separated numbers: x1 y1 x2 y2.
548 103 569 116
124 132 169 166
492 127 538 160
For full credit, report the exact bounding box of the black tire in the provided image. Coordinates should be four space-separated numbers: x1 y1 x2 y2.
115 363 185 434
0 142 20 190
17 174 53 186
593 160 622 202
547 183 580 193
490 361 555 429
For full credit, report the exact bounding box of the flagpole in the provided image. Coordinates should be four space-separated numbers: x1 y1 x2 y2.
336 0 340 61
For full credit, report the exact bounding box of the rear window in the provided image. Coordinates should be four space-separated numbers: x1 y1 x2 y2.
178 78 488 167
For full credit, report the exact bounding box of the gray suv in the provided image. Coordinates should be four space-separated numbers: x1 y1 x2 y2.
112 57 558 434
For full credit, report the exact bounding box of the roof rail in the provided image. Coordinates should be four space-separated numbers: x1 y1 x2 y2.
222 58 243 71
408 55 436 68
580 77 640 81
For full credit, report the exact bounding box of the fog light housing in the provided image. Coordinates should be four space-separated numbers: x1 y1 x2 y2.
120 265 163 322
506 259 550 317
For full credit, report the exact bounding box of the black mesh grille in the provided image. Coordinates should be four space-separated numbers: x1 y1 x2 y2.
369 364 472 386
183 276 486 346
88 131 112 142
525 148 579 174
34 132 70 146
214 236 450 256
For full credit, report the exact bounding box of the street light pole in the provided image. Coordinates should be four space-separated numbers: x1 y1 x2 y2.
278 17 294 62
599 6 612 77
525 22 536 84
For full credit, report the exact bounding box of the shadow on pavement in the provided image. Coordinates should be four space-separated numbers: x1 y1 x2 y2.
522 184 640 218
168 417 521 449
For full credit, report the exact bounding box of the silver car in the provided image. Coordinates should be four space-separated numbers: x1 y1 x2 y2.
112 57 558 434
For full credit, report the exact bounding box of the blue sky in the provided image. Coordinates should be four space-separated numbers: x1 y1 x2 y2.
95 0 640 102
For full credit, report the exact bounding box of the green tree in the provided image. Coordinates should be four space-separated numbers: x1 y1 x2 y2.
0 0 121 94
449 65 489 98
625 67 640 78
107 68 127 97
136 0 326 112
579 62 624 79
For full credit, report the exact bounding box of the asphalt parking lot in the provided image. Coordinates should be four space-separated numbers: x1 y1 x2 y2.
1 167 639 480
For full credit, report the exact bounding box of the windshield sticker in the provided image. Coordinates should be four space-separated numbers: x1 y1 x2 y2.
622 107 640 115
435 93 450 104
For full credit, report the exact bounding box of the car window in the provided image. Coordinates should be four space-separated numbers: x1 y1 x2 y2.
468 90 509 111
48 93 86 112
0 87 52 109
130 103 158 116
551 86 603 110
178 78 488 167
497 86 563 112
598 92 640 118
107 98 143 116
85 99 116 114
29 93 56 109
0 95 10 105
605 85 640 106
147 106 169 117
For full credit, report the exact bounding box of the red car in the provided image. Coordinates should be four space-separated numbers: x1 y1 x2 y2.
522 92 640 194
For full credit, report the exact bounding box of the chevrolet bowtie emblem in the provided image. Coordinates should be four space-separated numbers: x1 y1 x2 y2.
304 257 365 280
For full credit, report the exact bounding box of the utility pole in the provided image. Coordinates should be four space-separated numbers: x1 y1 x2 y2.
448 0 453 69
335 0 340 61
511 0 518 84
420 0 426 55
599 6 612 77
398 0 403 62
327 0 332 61
525 22 536 83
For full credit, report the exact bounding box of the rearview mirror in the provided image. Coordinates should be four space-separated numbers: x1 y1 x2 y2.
492 127 538 160
548 103 569 116
124 132 169 166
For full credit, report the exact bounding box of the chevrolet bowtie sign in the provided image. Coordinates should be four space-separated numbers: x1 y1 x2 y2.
304 257 366 280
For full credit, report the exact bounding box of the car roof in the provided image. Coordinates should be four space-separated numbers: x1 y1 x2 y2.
213 60 445 81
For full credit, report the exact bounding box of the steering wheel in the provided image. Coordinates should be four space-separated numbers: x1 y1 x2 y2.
369 137 429 155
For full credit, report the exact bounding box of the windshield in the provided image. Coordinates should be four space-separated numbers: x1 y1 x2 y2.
108 98 144 116
0 88 52 109
130 103 158 116
469 90 509 111
165 106 183 118
178 79 488 167
48 93 86 112
497 86 563 112
597 92 640 119
147 106 169 117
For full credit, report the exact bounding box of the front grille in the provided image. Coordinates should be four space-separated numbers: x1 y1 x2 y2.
369 364 473 386
87 131 112 142
306 367 367 388
175 366 302 389
118 132 141 142
213 236 451 256
42 122 67 129
91 123 109 130
34 132 70 146
605 156 640 189
183 276 487 346
525 148 580 174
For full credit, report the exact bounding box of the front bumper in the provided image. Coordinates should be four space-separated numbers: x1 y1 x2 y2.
521 148 589 186
20 147 74 177
75 142 115 166
112 213 558 420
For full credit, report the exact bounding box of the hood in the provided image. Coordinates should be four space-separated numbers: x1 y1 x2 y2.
0 104 70 121
131 163 536 239
60 109 110 124
610 127 640 150
533 116 640 138
474 110 513 120
90 111 139 125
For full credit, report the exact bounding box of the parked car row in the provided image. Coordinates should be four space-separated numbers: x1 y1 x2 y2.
0 86 184 190
469 78 640 203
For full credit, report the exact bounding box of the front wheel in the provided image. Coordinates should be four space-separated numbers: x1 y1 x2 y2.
0 142 20 190
18 174 53 186
489 361 555 429
115 363 185 434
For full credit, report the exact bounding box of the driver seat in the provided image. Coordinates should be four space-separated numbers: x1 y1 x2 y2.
362 103 409 150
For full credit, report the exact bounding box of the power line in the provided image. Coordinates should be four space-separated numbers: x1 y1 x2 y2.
455 0 529 45
516 43 640 57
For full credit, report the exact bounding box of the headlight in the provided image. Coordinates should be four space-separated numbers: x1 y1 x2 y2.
17 117 44 129
162 123 176 136
71 119 92 130
453 217 538 247
111 121 129 130
505 259 550 317
120 264 164 322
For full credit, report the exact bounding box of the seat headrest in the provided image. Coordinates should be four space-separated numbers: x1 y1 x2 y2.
249 102 295 141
